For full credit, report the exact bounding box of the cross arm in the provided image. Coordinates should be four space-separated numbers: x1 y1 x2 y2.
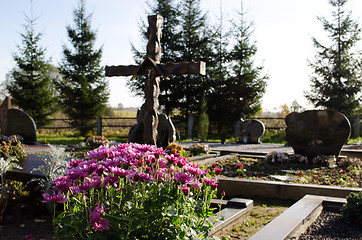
105 65 139 77
159 61 206 76
105 61 206 77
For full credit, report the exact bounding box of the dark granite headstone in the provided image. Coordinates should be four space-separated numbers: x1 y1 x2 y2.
7 108 37 145
0 96 11 136
235 119 265 144
285 110 350 157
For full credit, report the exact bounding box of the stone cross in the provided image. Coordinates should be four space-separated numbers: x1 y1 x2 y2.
105 15 206 146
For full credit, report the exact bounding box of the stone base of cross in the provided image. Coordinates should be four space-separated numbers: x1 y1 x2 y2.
106 15 205 147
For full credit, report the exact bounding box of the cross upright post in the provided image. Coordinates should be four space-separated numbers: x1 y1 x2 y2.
106 15 206 147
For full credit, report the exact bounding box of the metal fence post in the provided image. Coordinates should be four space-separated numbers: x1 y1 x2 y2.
97 116 102 136
187 115 194 139
354 116 360 138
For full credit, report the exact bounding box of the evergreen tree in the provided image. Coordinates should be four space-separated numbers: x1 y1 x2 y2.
6 14 58 127
209 2 267 132
305 0 361 118
207 2 232 132
198 95 209 141
177 0 212 119
57 0 109 135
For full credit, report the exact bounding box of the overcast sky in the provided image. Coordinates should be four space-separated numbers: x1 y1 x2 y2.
0 0 361 111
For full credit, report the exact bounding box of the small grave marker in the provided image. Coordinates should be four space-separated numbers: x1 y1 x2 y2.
235 119 265 144
285 110 350 157
106 15 206 147
269 175 299 182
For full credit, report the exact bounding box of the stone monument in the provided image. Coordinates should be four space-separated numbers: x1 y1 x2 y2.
7 108 37 145
105 15 206 148
285 110 351 157
0 96 11 136
235 118 265 144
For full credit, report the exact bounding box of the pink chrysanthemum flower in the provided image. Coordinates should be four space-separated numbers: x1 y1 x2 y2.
42 192 68 203
181 184 190 195
94 219 110 231
175 170 193 184
214 167 223 174
52 176 73 193
109 166 129 177
184 163 208 176
89 203 110 231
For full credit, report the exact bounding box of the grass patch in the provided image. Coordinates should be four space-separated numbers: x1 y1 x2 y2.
37 131 129 145
260 130 286 144
348 136 362 144
218 198 293 240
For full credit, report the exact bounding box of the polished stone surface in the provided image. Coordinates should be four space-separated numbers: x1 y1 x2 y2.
7 108 37 144
235 119 265 144
285 110 351 157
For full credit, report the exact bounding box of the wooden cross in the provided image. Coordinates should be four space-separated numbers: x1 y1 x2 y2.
105 15 206 146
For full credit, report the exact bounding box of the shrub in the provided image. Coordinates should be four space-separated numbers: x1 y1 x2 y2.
47 143 217 239
0 135 26 160
189 143 211 156
198 95 209 141
341 192 362 224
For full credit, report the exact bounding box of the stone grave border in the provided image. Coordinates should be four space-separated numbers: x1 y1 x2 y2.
217 177 361 201
208 198 253 237
188 151 220 162
248 194 347 240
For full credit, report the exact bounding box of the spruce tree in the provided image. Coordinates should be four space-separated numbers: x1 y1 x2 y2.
209 2 267 132
305 0 361 118
207 3 232 132
57 0 109 135
6 15 58 127
177 0 212 119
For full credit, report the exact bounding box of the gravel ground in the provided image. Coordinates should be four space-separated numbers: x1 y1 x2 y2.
299 209 362 240
0 218 53 240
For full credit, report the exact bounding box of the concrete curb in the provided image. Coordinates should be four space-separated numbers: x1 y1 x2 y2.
248 195 346 240
209 198 253 237
217 177 361 201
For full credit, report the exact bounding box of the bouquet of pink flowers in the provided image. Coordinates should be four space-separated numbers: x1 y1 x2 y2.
44 143 218 239
85 136 109 149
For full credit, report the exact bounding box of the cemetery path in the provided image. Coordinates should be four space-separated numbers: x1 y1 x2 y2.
22 142 362 160
180 142 294 155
